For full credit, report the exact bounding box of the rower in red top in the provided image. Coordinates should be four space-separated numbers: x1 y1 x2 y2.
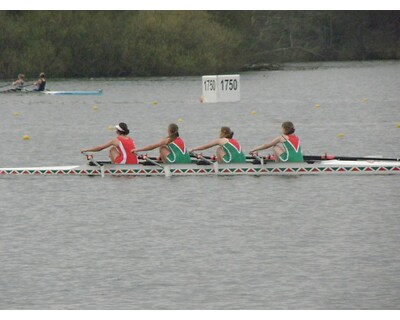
81 122 138 164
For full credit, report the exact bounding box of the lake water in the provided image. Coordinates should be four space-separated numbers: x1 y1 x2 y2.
0 61 399 309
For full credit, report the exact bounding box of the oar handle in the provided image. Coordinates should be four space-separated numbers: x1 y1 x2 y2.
137 155 159 161
249 152 264 163
248 152 277 163
81 151 94 160
137 154 171 176
189 152 214 164
137 154 157 161
138 154 164 167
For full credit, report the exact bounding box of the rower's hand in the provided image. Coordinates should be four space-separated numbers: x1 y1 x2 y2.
131 149 136 154
189 151 201 159
81 151 93 160
249 151 258 156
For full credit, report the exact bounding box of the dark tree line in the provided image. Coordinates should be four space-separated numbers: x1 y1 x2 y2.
0 11 399 78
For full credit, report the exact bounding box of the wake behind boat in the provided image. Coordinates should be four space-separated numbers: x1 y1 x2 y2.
1 155 399 177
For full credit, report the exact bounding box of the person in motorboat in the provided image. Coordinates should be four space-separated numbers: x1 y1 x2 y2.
12 74 25 90
189 126 246 163
33 72 46 91
81 122 138 164
249 121 304 162
131 123 191 164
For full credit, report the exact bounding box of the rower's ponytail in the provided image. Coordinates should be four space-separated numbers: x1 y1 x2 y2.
167 123 179 144
220 126 234 139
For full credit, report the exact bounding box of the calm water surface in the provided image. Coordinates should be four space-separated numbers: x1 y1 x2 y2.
0 61 399 309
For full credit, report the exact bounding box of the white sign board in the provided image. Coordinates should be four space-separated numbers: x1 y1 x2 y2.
202 75 218 103
201 74 240 103
217 74 240 102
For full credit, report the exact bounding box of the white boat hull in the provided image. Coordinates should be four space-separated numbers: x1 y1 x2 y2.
1 160 399 176
0 89 103 95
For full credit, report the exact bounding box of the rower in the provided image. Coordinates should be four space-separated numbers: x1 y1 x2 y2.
33 72 46 91
249 121 304 162
189 126 246 163
81 122 138 164
131 123 191 164
12 74 25 90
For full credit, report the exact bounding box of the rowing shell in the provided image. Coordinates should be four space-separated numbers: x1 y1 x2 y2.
42 89 103 96
0 89 103 95
1 160 399 177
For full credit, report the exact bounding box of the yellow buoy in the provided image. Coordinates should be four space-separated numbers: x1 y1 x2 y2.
177 118 183 123
396 123 400 128
152 101 158 106
337 133 345 138
108 125 114 131
361 98 369 103
92 106 98 111
22 135 30 140
315 103 321 108
250 111 257 115
13 112 21 117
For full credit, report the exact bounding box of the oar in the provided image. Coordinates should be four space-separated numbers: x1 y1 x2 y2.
140 156 160 161
0 85 13 93
191 153 258 164
190 152 220 175
138 154 163 167
249 152 265 164
81 152 106 177
138 154 171 177
81 151 105 165
0 83 35 93
189 152 214 165
21 83 35 90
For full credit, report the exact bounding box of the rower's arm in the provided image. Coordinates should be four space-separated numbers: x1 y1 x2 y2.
81 140 115 153
250 136 282 153
189 139 220 153
133 138 168 153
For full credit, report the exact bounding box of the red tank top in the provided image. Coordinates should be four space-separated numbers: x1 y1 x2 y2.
115 136 138 164
170 137 186 153
227 138 242 151
284 134 301 152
